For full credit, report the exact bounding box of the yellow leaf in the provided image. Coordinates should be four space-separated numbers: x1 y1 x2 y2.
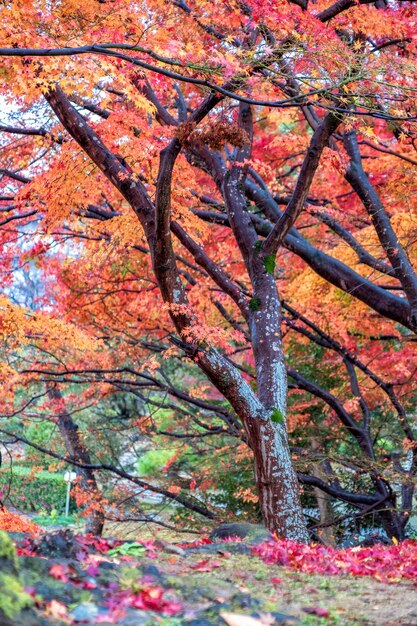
362 126 376 138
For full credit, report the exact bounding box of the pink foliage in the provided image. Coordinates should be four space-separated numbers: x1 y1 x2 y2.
254 539 417 582
106 585 182 618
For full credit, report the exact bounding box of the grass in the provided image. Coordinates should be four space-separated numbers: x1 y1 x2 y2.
151 547 416 625
32 514 78 527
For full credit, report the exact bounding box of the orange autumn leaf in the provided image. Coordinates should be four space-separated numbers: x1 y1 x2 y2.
0 509 40 533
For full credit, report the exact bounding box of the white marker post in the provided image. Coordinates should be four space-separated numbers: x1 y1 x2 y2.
64 471 77 517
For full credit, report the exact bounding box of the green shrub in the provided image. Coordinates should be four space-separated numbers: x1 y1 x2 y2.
137 449 175 477
24 421 56 447
32 513 76 527
0 466 76 514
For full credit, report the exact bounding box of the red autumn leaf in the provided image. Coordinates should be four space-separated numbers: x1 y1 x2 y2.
48 563 69 582
254 539 417 583
303 607 330 618
131 586 182 614
190 559 223 572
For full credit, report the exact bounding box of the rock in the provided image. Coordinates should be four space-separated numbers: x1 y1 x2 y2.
407 515 417 537
154 538 187 557
199 580 242 603
209 523 272 546
1 536 67 625
32 529 80 559
141 563 167 585
6 531 31 545
33 579 85 606
117 609 159 625
7 608 66 626
70 602 99 623
184 542 252 556
170 573 242 603
20 555 54 577
0 530 19 570
20 554 106 609
97 560 118 571
93 560 119 585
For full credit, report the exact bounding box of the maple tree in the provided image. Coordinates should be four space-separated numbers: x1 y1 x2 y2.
0 0 416 542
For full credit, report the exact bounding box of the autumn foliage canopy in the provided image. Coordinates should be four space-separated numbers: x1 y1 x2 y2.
0 0 416 542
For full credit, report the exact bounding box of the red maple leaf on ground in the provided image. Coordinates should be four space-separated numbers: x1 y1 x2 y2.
254 539 417 582
49 563 69 582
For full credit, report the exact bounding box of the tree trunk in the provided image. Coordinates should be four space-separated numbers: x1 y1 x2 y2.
246 415 309 542
311 440 336 546
313 485 336 546
48 387 105 535
377 507 406 542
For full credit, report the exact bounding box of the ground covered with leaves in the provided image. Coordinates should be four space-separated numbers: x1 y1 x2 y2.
2 522 417 626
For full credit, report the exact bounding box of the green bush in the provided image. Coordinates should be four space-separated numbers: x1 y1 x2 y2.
137 449 175 477
23 421 56 447
32 513 76 527
0 466 76 514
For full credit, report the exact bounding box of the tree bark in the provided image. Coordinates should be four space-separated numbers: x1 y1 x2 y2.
48 386 105 535
311 440 336 547
247 415 308 540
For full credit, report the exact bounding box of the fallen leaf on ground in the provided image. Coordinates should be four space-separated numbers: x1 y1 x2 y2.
302 606 330 617
190 559 223 571
49 563 69 582
45 600 68 619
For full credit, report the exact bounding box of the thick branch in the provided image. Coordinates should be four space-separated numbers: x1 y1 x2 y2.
193 208 413 330
312 210 395 275
262 113 341 258
344 131 417 328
